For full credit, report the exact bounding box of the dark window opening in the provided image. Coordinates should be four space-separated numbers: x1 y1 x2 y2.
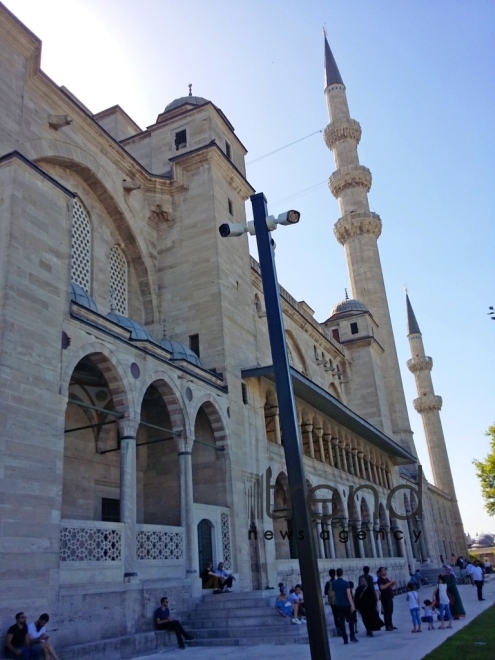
350 322 359 335
175 129 187 151
101 497 120 522
225 141 232 160
228 199 234 216
189 334 200 357
332 328 340 342
241 382 248 405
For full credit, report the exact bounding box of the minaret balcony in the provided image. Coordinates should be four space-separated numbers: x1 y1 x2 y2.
324 118 362 150
407 356 433 373
329 164 372 198
333 211 382 245
413 394 442 413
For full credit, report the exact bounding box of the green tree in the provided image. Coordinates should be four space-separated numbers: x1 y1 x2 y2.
473 424 495 515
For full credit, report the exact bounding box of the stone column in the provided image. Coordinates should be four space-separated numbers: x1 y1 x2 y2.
355 521 365 558
332 437 341 470
343 518 350 558
351 448 360 478
316 521 325 559
324 433 334 467
339 440 348 472
367 522 377 558
315 427 326 464
118 417 139 580
384 524 393 557
273 408 282 445
178 435 197 579
346 446 354 476
327 522 336 559
358 451 365 480
303 423 315 459
374 520 383 558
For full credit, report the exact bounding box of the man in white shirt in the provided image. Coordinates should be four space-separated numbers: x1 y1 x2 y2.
27 613 60 660
472 561 485 601
465 561 474 586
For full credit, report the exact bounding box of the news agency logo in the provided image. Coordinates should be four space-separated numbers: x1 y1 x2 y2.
248 466 424 544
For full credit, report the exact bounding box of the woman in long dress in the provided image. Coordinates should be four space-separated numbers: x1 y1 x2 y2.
444 565 465 618
354 576 384 637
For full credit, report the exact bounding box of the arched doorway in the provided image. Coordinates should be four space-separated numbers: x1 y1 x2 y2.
197 518 214 573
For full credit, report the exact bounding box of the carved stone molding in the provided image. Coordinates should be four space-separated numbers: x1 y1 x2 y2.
334 211 382 245
407 356 433 373
328 165 372 198
413 394 443 413
148 204 169 228
324 117 362 150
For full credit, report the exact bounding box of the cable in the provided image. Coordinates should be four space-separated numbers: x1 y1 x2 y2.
246 180 328 222
247 129 323 165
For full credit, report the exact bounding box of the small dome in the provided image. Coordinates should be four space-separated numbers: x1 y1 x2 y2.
70 282 98 312
164 96 209 113
159 339 203 368
471 534 495 548
329 298 368 319
107 312 152 341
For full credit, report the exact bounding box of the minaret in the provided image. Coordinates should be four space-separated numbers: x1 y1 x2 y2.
406 294 466 553
323 34 416 457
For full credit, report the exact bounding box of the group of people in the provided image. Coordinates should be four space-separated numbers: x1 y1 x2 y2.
200 561 236 593
456 557 487 600
275 584 306 624
4 613 59 660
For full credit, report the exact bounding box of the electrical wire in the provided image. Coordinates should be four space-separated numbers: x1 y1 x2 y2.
247 129 323 165
246 180 328 222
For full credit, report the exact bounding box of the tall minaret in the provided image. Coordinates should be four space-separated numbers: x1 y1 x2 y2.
323 34 416 457
406 294 466 553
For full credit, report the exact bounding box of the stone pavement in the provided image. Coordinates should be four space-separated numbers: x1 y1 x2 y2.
135 578 494 660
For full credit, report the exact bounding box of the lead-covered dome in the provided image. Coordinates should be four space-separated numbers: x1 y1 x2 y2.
107 312 153 341
164 96 209 113
70 282 98 312
328 298 368 319
159 339 203 368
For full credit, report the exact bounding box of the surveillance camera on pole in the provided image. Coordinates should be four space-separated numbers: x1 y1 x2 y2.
218 210 300 239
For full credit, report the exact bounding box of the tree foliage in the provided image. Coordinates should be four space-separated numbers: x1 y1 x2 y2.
473 424 495 516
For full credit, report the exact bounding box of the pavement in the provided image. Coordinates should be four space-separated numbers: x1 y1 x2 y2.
135 578 494 660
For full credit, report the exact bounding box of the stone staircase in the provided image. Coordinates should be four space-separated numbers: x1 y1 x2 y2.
188 590 310 646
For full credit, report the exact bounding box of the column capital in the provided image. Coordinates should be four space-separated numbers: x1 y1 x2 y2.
177 436 194 454
118 417 140 438
314 426 323 438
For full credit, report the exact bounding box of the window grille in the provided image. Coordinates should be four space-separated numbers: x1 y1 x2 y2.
71 198 91 292
175 129 187 150
110 246 128 315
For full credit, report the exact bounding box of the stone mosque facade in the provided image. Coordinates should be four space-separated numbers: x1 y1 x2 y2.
0 3 466 651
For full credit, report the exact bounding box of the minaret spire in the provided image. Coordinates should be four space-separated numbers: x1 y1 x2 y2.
324 32 343 89
323 38 416 457
406 294 467 555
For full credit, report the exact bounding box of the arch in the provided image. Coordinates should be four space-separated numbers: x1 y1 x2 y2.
61 341 134 417
28 144 157 324
273 472 297 560
192 399 228 508
136 370 189 436
285 330 309 376
189 394 228 449
197 518 214 572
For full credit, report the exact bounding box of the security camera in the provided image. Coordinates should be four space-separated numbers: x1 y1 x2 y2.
266 210 301 230
219 223 247 238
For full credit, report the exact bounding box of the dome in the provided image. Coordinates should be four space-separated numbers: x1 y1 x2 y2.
164 96 209 113
159 339 203 368
70 282 98 313
107 312 153 341
471 534 495 548
329 298 368 319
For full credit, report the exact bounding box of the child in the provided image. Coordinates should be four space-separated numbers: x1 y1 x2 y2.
423 599 435 630
406 583 421 632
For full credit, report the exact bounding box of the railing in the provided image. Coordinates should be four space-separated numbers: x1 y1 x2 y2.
136 524 184 561
60 519 123 562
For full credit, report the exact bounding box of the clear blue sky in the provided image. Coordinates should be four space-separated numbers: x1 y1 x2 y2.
6 0 495 537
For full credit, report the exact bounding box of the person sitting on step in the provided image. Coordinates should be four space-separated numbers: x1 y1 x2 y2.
288 585 306 621
214 562 236 592
154 597 195 650
275 584 301 624
200 562 221 593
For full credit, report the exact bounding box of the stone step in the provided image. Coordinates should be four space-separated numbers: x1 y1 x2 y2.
189 634 309 647
191 623 308 639
195 597 274 610
202 589 273 600
191 612 284 627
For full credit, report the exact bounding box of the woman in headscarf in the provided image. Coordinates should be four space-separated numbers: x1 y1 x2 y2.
444 565 465 619
354 576 384 637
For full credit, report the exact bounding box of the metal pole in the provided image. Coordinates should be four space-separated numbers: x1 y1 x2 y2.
251 192 331 660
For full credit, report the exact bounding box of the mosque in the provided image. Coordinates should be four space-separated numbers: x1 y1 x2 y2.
0 2 467 652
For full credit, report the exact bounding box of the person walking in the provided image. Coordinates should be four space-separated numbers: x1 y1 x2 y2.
422 599 435 630
472 561 485 601
331 568 358 644
406 583 421 633
377 567 397 631
443 566 465 618
354 576 384 637
434 575 453 629
324 569 340 636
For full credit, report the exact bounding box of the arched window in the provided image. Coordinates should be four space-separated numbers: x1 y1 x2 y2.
70 198 91 292
110 246 128 315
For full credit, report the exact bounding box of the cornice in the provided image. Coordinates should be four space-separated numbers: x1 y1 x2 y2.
413 394 442 413
329 164 372 198
334 211 382 245
324 118 362 150
407 356 433 373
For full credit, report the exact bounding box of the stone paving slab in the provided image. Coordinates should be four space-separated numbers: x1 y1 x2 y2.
135 579 494 660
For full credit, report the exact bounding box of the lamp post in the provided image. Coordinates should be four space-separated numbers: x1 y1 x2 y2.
219 192 331 660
